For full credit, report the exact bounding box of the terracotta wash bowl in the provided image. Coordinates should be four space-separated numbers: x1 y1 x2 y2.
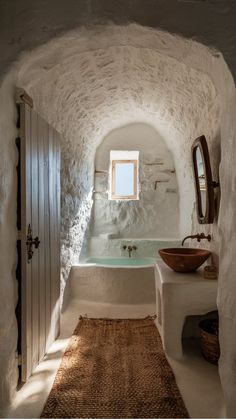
158 248 211 273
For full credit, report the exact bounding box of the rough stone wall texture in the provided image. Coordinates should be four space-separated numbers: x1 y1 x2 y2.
15 26 224 278
0 19 235 418
91 123 179 239
1 0 236 80
0 72 19 413
217 90 236 417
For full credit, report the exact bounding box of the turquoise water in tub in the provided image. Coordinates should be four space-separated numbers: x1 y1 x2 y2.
86 257 156 267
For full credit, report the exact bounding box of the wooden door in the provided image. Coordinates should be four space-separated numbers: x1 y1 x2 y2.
18 99 61 381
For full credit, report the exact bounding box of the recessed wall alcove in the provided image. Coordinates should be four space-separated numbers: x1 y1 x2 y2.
0 22 235 416
90 123 180 239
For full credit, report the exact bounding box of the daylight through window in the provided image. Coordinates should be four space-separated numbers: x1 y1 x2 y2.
110 151 139 200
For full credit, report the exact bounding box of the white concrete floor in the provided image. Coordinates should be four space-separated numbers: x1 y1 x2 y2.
8 300 225 418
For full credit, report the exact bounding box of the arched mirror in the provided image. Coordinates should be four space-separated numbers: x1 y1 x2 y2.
192 135 218 224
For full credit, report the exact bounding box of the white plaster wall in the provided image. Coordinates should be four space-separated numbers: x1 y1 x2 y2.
0 73 19 413
86 238 181 260
217 89 236 416
0 23 235 416
91 123 179 239
13 25 222 278
15 25 223 276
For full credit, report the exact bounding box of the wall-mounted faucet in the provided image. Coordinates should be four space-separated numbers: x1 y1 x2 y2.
123 245 137 258
182 233 211 246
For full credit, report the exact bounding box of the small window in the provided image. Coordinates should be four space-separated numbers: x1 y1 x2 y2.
110 151 139 200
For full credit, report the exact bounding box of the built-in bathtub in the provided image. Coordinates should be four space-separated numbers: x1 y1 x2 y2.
86 257 157 267
68 257 157 305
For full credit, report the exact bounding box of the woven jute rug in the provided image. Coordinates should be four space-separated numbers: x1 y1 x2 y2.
41 316 189 418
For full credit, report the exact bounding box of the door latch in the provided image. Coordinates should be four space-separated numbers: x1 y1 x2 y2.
26 224 40 262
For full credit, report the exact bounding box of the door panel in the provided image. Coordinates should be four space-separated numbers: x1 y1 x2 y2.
49 127 61 344
38 118 46 361
21 104 33 379
19 101 61 381
31 110 40 371
44 123 52 353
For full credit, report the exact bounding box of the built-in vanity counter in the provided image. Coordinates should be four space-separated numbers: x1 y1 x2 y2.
154 261 218 359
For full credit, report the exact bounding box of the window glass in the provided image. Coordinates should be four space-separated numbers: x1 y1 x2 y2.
115 162 134 196
110 151 139 200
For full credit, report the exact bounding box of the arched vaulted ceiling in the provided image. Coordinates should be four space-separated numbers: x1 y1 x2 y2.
15 24 231 280
1 0 236 80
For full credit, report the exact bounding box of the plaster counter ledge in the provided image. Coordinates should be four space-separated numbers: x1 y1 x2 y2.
154 261 218 359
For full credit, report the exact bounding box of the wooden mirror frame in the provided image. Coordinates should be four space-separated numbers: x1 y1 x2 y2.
192 135 217 224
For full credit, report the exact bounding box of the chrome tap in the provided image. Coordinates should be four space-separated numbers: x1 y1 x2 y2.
182 233 211 246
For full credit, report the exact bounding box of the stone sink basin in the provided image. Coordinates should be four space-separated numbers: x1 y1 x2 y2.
158 248 211 273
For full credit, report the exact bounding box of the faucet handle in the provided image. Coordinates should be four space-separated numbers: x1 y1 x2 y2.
199 233 212 242
123 245 127 250
133 245 137 250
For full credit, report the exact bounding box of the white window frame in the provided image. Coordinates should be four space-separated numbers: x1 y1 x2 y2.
109 150 139 201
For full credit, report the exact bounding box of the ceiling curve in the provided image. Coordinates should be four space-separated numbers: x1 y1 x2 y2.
15 24 229 248
17 25 222 158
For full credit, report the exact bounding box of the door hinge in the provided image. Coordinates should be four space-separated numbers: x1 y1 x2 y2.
18 354 22 366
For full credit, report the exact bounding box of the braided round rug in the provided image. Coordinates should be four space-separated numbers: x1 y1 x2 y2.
41 316 189 418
